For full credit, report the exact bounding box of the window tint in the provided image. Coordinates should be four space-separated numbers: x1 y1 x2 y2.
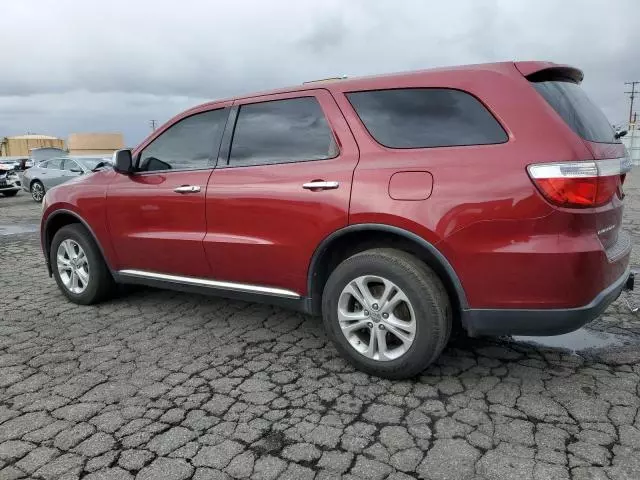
346 88 508 148
531 80 617 143
43 158 63 169
229 97 336 167
139 108 228 172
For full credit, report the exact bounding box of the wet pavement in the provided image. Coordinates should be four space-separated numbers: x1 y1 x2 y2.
0 174 639 480
0 224 38 236
512 328 633 352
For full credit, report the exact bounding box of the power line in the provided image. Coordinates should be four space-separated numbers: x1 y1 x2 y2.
624 81 639 124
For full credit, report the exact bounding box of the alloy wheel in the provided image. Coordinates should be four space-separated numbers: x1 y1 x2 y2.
56 239 90 294
338 275 416 361
31 183 44 202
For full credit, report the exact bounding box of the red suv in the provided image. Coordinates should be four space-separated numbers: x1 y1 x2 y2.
41 61 634 378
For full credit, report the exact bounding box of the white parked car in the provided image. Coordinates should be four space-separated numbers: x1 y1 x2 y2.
21 156 112 202
0 162 21 197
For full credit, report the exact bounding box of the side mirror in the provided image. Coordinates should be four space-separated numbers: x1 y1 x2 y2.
70 168 83 174
113 149 134 174
615 130 628 139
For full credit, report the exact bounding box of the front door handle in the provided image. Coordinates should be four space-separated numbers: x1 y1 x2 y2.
302 181 340 190
174 185 201 193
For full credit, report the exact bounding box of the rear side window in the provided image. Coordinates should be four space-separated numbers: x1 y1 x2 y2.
531 79 617 144
229 97 337 167
346 88 508 148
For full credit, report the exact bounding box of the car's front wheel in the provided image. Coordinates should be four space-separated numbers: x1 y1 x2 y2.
50 224 115 305
322 248 451 379
31 181 45 202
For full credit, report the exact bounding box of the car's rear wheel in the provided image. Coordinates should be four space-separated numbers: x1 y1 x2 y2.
31 181 45 202
50 224 115 305
1 191 18 197
322 248 451 379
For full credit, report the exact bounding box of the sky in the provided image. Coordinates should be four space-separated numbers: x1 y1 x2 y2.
0 0 638 146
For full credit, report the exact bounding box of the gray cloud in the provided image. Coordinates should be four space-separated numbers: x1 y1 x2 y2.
0 0 638 144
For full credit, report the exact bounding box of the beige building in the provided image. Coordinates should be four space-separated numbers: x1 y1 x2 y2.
0 134 64 157
67 133 124 156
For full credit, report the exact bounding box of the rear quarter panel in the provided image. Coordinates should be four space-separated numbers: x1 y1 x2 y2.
330 63 597 308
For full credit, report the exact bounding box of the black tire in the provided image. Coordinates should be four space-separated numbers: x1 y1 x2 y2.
322 248 451 379
31 181 45 203
1 191 18 197
50 224 115 305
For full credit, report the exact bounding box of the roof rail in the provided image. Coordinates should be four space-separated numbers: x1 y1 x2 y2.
303 76 348 85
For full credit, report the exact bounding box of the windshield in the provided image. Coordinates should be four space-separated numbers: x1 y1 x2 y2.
77 158 107 170
531 79 617 143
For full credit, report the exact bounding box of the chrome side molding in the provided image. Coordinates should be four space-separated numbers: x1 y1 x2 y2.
118 269 301 299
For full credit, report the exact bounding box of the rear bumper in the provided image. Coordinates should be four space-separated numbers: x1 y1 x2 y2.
462 266 633 336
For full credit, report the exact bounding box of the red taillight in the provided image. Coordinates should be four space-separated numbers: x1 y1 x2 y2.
527 157 632 208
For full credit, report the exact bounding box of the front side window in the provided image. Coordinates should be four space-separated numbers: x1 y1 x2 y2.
138 108 228 172
43 158 63 169
229 97 337 167
62 159 82 171
76 158 105 171
347 88 508 148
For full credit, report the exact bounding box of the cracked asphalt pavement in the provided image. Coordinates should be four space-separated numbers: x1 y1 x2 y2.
1 173 640 480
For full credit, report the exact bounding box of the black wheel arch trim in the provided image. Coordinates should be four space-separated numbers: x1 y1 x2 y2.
306 223 469 314
42 209 113 277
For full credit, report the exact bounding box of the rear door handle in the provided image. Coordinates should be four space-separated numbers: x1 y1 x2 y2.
302 181 340 190
174 185 201 193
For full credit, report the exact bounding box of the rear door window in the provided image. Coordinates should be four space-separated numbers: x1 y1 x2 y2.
346 88 508 148
228 97 337 167
531 79 617 143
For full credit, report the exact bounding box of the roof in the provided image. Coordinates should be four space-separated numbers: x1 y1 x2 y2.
4 134 60 140
185 61 567 115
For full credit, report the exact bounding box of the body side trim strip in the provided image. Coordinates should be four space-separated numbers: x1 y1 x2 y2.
118 269 301 299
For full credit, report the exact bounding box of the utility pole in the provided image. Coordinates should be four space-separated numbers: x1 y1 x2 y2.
625 81 639 124
149 120 157 131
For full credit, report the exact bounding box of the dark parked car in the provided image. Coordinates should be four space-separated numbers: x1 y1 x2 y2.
40 61 634 378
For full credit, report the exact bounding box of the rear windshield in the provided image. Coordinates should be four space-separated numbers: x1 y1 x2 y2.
531 79 617 143
30 148 66 162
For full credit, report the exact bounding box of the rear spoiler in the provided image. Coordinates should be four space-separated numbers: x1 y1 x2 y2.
514 61 584 83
